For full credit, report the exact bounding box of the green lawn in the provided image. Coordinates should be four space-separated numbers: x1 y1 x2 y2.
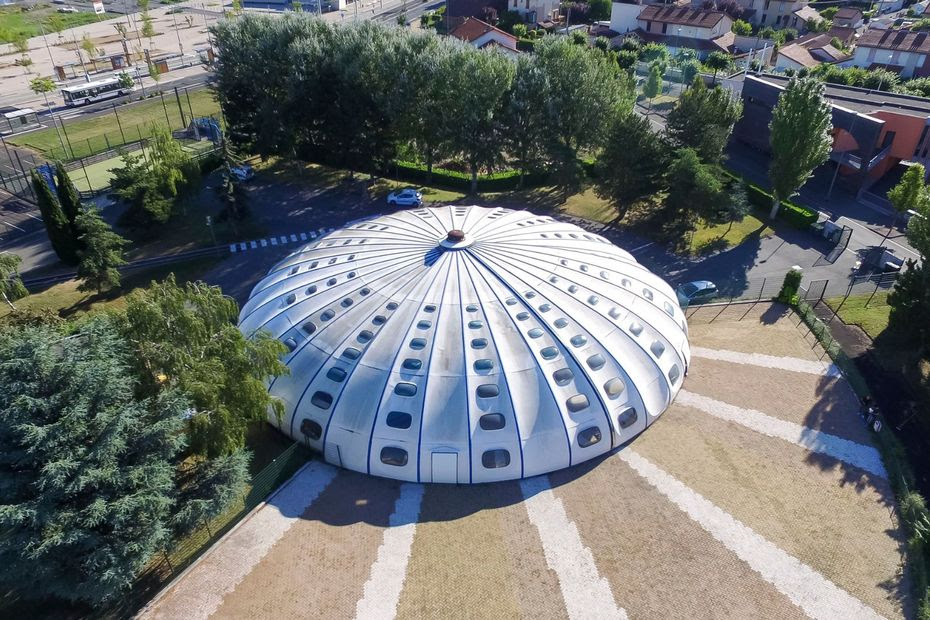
825 292 891 341
690 214 773 256
0 257 221 322
69 140 215 192
0 4 101 44
10 89 221 160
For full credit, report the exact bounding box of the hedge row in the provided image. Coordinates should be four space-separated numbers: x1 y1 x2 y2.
394 161 549 192
722 169 819 228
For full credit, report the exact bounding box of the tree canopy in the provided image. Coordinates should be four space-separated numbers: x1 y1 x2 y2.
768 77 832 218
0 317 251 604
597 112 670 221
666 77 743 165
75 207 129 294
211 15 634 186
0 252 28 310
120 275 289 457
888 163 930 222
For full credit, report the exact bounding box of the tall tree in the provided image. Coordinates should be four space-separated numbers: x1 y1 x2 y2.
597 112 670 222
666 78 743 165
54 160 84 238
121 275 289 457
504 54 549 188
75 208 129 294
705 51 730 84
31 170 79 265
0 318 187 604
643 63 663 109
768 77 832 219
890 196 930 351
446 46 515 193
533 35 634 180
887 163 929 227
665 147 724 226
0 252 28 310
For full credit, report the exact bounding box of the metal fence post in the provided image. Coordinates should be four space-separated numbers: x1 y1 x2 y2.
865 280 880 308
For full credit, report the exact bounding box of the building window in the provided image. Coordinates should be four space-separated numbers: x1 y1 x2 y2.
311 391 333 410
553 368 574 386
394 382 417 397
300 418 323 440
381 446 408 466
577 426 602 448
540 346 559 360
604 377 625 397
618 406 638 429
587 353 606 371
479 413 506 430
482 449 511 469
402 358 422 371
566 394 590 412
326 367 347 382
386 411 412 429
471 338 488 349
474 358 494 372
477 384 500 398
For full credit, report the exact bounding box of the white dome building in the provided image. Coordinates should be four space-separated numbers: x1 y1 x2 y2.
239 206 690 483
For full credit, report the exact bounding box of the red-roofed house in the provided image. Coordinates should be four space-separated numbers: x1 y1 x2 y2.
450 18 520 57
848 28 930 78
610 5 735 58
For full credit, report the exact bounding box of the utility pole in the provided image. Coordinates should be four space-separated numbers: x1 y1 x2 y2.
39 25 55 70
172 14 184 56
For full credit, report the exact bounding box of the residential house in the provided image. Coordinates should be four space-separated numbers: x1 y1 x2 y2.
736 73 930 194
449 17 520 56
828 24 857 47
446 0 508 30
846 28 930 78
774 33 849 70
722 0 819 29
505 0 559 24
611 4 735 57
833 7 863 28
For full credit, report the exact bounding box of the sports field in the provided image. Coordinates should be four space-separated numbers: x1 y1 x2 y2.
139 302 909 620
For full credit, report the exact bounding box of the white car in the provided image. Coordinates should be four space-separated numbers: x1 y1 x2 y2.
387 188 422 207
58 6 79 12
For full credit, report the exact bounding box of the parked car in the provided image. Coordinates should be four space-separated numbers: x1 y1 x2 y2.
58 6 79 12
230 164 254 182
387 188 422 207
676 280 718 307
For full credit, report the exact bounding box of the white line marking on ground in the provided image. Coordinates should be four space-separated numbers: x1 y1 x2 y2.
300 232 307 241
260 239 267 247
354 483 425 620
238 242 246 251
619 449 885 620
690 346 841 377
677 390 886 478
271 237 278 246
290 234 297 242
229 244 237 253
520 476 628 620
279 235 288 243
249 241 257 249
138 461 338 620
629 242 654 254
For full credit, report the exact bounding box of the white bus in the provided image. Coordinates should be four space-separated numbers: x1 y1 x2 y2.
61 77 133 107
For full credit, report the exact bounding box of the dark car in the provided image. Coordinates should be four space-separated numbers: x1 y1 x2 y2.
676 280 718 307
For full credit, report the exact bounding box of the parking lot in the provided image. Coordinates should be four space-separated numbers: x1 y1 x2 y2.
140 301 908 620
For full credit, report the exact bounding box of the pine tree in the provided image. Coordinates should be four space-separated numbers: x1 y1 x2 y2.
0 252 28 310
666 77 743 165
0 318 186 604
0 317 251 603
31 170 79 265
54 160 83 237
75 208 129 294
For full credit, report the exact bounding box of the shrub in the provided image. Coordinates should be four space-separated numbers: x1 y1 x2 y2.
722 169 818 228
778 267 802 303
517 38 536 52
394 161 549 192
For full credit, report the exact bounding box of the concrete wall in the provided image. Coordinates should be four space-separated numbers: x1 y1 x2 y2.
610 2 642 33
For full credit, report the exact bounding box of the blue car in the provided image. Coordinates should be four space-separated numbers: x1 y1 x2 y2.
676 280 718 307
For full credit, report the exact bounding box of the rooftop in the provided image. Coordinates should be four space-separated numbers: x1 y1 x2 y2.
637 6 727 29
449 17 518 49
857 27 930 54
751 73 930 117
777 33 849 68
835 7 863 20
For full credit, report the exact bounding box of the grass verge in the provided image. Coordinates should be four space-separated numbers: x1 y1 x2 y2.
0 256 222 322
824 293 891 341
0 5 101 44
690 214 773 256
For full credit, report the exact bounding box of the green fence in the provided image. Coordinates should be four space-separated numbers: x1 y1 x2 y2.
124 442 311 614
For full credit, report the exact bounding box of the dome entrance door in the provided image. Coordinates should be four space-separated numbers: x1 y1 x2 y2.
431 452 458 484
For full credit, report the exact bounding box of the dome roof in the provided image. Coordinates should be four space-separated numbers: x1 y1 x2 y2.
239 206 690 483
